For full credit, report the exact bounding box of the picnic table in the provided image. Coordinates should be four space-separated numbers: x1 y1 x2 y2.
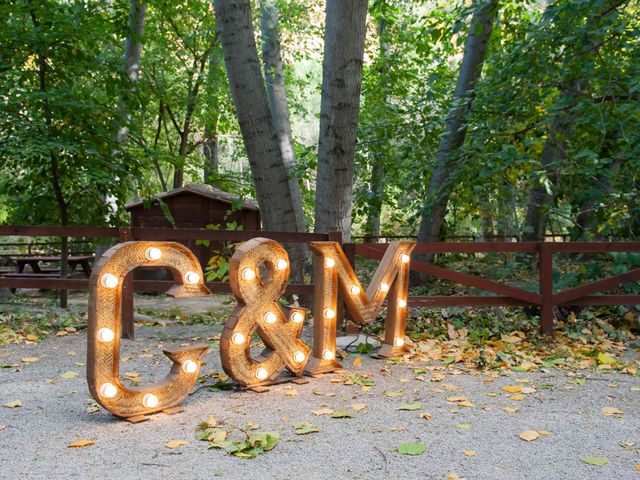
12 255 93 276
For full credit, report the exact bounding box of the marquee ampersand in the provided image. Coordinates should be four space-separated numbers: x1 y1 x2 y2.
220 237 310 387
87 241 211 418
305 241 416 374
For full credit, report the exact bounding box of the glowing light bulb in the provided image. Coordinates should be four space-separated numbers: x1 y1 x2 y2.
275 259 288 270
142 393 159 408
400 254 410 264
323 308 336 319
242 268 256 281
349 285 361 295
290 311 304 323
294 351 306 363
99 382 117 398
378 282 389 293
100 273 118 289
397 299 407 308
97 327 115 343
231 332 246 345
394 337 405 347
145 247 162 261
322 349 335 361
184 271 200 284
264 311 277 324
182 360 198 374
255 367 268 381
324 258 335 268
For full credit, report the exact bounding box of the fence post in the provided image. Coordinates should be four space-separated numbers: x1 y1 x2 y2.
118 228 134 339
538 242 554 336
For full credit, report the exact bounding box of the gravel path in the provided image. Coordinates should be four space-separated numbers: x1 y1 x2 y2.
1 322 639 480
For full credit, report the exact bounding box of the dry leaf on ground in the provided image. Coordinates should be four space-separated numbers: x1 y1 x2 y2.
312 408 334 416
60 371 78 379
504 407 519 414
601 406 624 417
519 430 540 442
464 450 477 457
3 400 22 408
165 440 189 449
419 412 432 420
502 385 522 393
68 440 94 448
21 357 38 363
351 403 366 411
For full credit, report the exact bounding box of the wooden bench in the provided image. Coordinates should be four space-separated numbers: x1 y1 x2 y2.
2 255 93 293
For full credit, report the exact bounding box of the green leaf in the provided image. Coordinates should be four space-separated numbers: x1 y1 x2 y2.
455 423 471 430
581 457 608 467
293 422 319 435
397 402 422 411
397 442 427 456
331 408 355 418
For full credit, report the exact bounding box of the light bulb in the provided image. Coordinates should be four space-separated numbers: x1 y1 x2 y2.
290 311 304 323
264 311 277 324
100 273 118 289
324 258 335 268
145 247 162 261
182 360 198 374
397 299 407 308
349 285 361 295
142 393 159 408
323 308 336 319
241 268 256 281
255 367 268 381
400 254 410 264
322 349 335 361
99 382 117 398
294 351 306 363
394 338 405 347
275 259 288 270
231 332 246 345
97 327 115 343
184 271 200 284
378 282 389 293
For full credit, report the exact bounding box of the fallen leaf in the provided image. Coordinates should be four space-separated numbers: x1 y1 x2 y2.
293 421 319 435
519 430 540 442
25 334 38 341
352 356 362 367
504 407 519 414
61 371 79 379
635 464 640 472
537 430 551 436
631 387 640 392
331 408 355 418
397 402 422 411
67 440 94 448
351 403 366 411
431 373 444 382
581 457 608 467
446 396 468 403
521 386 536 394
284 389 298 397
0 424 6 431
455 423 471 430
165 440 189 449
3 400 22 408
397 442 427 456
419 412 432 420
459 401 474 408
601 406 624 418
384 389 403 397
510 394 526 401
312 408 334 416
447 473 460 480
21 357 39 363
464 449 477 457
502 385 522 393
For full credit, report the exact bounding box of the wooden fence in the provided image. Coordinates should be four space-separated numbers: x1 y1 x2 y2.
1 226 639 338
346 241 640 335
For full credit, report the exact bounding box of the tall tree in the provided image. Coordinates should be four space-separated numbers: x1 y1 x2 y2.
203 42 224 186
117 0 146 143
260 0 305 231
213 0 300 232
416 0 498 248
314 0 368 242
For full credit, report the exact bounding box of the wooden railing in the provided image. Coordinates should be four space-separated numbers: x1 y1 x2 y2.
346 241 640 335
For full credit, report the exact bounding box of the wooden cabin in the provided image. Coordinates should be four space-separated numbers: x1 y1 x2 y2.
125 183 260 271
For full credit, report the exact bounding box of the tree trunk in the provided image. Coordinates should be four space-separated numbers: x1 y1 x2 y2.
416 0 498 256
117 0 146 143
213 0 299 232
260 0 305 232
365 18 391 240
313 0 368 242
203 43 223 186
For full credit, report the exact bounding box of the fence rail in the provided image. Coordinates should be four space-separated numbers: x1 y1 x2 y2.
1 226 639 338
